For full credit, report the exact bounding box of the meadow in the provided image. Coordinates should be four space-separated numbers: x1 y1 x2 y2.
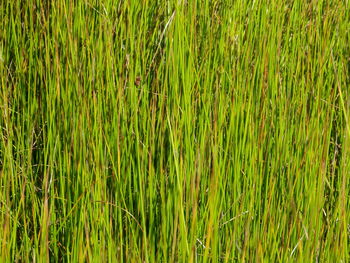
0 0 349 262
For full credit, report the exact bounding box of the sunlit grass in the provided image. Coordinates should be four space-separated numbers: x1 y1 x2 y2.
1 0 349 262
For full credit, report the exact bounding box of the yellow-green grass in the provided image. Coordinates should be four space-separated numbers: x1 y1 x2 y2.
0 0 349 262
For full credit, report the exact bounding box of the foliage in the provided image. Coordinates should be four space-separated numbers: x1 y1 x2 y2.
1 0 349 262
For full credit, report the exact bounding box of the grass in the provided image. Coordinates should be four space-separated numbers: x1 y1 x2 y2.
1 0 349 262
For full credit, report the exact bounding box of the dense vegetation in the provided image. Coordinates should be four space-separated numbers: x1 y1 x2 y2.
1 0 349 262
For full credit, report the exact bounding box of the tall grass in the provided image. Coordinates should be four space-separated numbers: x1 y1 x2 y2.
1 0 349 262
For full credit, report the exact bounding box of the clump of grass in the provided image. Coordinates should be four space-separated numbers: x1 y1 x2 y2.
1 0 349 262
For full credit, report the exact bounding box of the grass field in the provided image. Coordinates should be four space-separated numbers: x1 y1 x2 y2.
1 0 350 262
